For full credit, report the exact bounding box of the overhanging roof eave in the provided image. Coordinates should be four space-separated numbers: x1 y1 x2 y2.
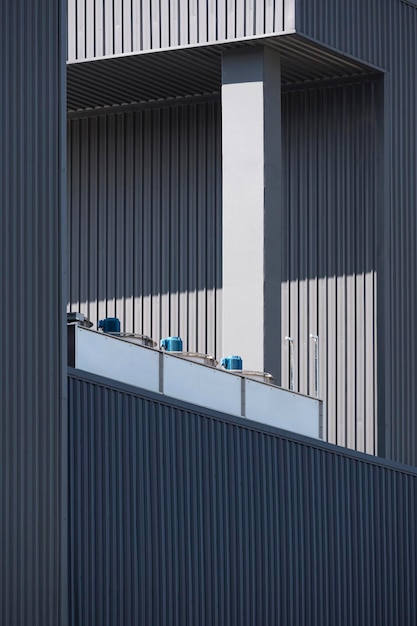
67 33 384 114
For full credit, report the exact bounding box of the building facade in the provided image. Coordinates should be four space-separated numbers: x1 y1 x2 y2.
2 2 417 624
67 0 417 465
69 367 417 626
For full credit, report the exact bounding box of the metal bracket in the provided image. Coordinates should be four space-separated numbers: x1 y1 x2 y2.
310 334 319 398
285 336 294 391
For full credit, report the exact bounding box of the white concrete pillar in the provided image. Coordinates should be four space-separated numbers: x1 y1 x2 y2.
222 47 282 379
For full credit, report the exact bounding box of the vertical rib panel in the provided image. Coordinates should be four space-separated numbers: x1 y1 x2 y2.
281 81 379 454
69 372 417 625
67 0 290 61
68 101 222 357
387 3 417 466
0 0 67 624
298 1 417 465
66 2 417 465
297 0 385 69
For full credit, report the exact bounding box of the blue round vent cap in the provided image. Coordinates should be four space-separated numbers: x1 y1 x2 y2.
160 336 183 352
97 317 121 333
221 355 243 370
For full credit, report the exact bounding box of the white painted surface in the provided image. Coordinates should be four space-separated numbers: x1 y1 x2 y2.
163 354 242 417
245 379 321 438
222 56 265 372
75 326 160 393
222 47 282 377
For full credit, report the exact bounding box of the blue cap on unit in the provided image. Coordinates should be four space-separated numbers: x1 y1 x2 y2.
97 317 121 333
220 355 243 370
160 336 183 352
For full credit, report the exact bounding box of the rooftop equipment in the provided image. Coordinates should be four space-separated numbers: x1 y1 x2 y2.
116 333 156 348
67 311 93 328
97 317 155 347
160 336 183 352
220 355 274 384
161 337 217 366
98 317 121 333
68 324 323 439
177 353 218 367
221 355 243 370
241 371 275 384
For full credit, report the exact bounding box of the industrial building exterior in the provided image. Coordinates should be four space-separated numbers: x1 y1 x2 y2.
2 0 417 624
68 368 417 625
67 0 417 465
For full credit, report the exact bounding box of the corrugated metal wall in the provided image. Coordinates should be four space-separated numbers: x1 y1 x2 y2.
296 0 386 69
66 0 417 469
69 370 417 626
281 80 380 454
68 101 222 357
0 0 67 625
68 84 379 452
386 5 417 465
67 0 295 62
297 0 417 464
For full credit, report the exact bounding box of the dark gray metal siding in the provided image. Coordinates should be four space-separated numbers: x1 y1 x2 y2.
66 35 379 114
281 80 380 455
69 370 417 626
297 0 386 69
67 0 295 62
0 0 67 625
298 0 417 466
68 101 222 357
